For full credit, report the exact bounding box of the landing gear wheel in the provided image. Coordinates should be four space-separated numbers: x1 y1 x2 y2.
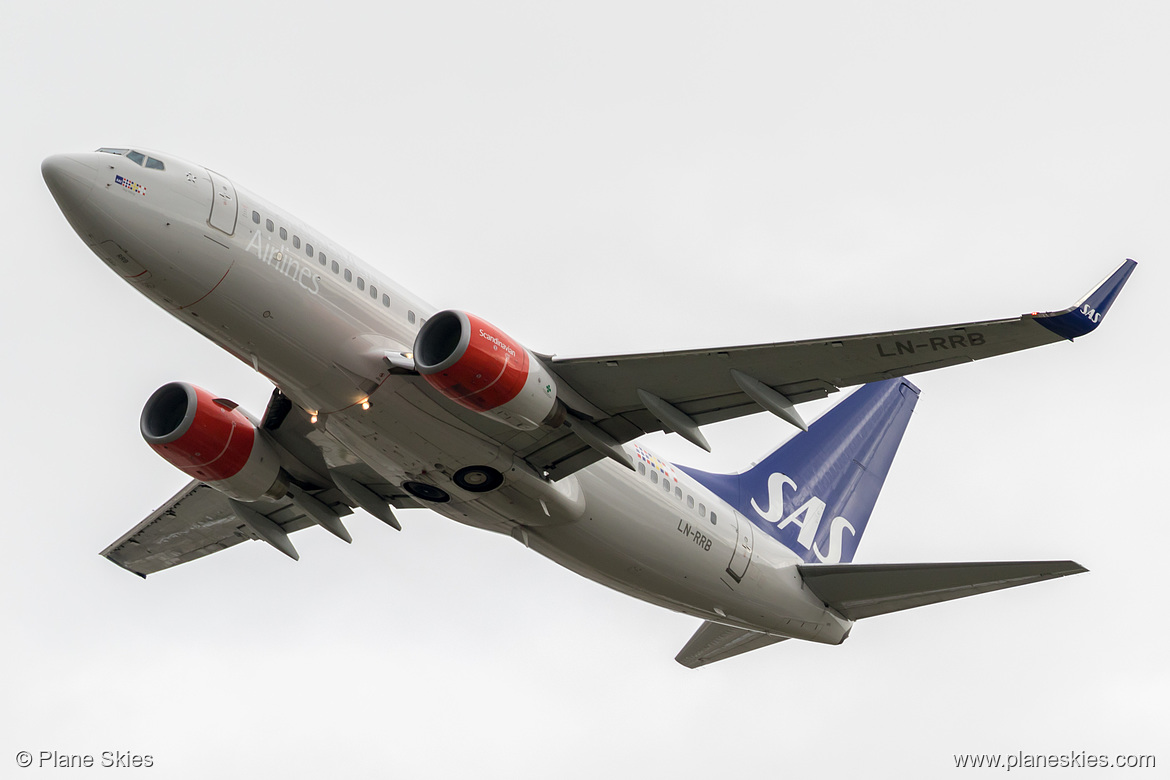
453 466 504 493
402 481 451 503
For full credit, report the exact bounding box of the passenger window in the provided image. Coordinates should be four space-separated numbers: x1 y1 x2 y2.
663 478 671 492
369 285 377 299
357 277 365 291
252 211 260 224
687 495 694 509
638 463 645 475
126 151 145 166
675 487 682 499
331 261 339 274
306 244 313 257
408 311 416 324
344 269 352 282
279 227 288 240
382 294 391 307
293 235 301 249
698 503 706 517
650 471 658 485
145 157 165 170
710 512 718 525
266 219 274 232
319 252 327 267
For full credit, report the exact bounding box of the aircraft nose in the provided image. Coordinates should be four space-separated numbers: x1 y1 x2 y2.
42 153 98 213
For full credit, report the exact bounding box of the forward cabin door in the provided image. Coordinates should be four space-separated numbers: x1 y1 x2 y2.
207 169 237 235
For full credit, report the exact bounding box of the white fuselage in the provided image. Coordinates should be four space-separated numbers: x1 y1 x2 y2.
45 149 851 643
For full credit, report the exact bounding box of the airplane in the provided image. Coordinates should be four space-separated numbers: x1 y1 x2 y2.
42 147 1135 667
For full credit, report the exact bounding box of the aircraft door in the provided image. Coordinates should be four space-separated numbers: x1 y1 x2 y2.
726 510 754 583
207 169 237 235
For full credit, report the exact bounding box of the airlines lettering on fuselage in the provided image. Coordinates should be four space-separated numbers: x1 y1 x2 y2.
245 231 321 295
749 472 856 563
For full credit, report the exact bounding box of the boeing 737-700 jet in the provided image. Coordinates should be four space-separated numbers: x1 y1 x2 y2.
42 147 1135 667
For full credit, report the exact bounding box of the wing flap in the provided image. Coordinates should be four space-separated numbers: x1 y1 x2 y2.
798 560 1088 620
675 620 788 668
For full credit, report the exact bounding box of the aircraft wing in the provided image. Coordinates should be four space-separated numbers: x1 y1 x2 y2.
513 259 1135 478
798 560 1088 620
101 477 414 577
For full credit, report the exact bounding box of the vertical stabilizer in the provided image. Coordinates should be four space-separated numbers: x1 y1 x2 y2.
677 378 919 563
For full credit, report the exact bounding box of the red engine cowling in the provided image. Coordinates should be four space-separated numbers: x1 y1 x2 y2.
140 382 287 501
413 310 561 431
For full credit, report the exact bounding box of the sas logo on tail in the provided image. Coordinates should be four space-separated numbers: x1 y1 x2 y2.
749 472 855 563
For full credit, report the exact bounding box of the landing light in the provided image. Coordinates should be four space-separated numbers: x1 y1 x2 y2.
310 413 319 424
361 400 371 411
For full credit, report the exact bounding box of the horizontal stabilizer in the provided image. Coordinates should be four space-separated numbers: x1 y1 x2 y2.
675 620 788 668
799 560 1087 620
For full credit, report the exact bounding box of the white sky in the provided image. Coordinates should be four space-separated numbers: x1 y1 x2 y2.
2 2 1166 777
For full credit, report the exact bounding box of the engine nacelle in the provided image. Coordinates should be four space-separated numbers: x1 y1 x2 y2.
140 382 287 502
414 310 561 431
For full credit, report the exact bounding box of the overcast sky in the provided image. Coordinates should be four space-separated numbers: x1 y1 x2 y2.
2 2 1166 777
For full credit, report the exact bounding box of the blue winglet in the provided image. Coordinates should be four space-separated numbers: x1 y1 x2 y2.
1034 259 1137 340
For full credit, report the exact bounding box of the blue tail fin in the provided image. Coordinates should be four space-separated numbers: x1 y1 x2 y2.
676 378 920 564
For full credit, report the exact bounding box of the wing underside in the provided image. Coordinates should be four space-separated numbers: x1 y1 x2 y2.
510 260 1135 479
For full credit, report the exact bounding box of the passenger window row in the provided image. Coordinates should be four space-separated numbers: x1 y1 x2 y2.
248 209 420 324
635 461 717 525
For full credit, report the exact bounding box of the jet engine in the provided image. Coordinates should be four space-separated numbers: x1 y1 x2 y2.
414 310 562 431
140 382 287 501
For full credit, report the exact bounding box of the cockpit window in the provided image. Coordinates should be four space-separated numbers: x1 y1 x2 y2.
145 157 165 170
96 148 129 156
126 151 146 166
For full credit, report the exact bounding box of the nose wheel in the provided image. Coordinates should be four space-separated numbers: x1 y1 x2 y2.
453 466 504 493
